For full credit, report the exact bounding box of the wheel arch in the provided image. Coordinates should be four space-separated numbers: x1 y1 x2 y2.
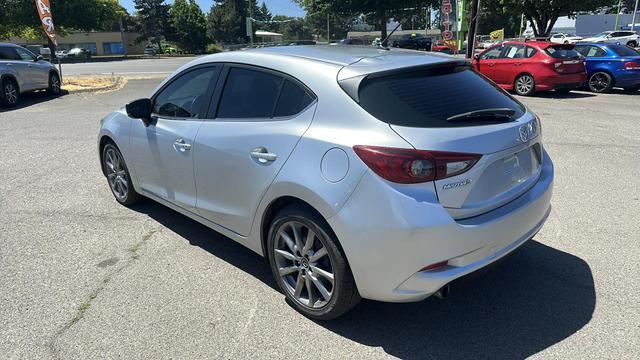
1 74 20 93
98 135 117 176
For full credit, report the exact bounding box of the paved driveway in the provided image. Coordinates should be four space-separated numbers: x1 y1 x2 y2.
1 82 638 359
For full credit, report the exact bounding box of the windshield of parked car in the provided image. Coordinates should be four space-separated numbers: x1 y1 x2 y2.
357 64 525 128
545 45 583 59
609 45 640 57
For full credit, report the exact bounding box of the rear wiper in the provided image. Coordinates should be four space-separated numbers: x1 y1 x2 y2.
447 108 516 122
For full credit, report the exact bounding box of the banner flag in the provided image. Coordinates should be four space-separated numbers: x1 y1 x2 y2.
34 0 58 46
490 28 505 41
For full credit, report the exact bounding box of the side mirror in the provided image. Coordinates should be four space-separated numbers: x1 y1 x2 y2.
35 55 43 61
474 54 480 60
126 98 153 126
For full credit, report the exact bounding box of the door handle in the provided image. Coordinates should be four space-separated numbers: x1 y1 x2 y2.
250 147 277 164
173 138 192 152
488 63 495 67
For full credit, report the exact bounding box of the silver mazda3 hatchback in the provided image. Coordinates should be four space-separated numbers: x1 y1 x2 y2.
98 46 553 319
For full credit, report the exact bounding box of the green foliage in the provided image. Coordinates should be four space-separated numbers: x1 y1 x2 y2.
0 0 124 40
134 0 173 51
169 0 207 53
207 0 248 44
206 43 224 53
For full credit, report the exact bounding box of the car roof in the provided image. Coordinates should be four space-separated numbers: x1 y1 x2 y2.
0 43 20 47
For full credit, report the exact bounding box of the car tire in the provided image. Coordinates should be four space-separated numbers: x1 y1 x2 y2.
1 78 20 107
514 74 536 96
588 72 613 93
102 142 141 206
47 72 61 95
267 205 360 320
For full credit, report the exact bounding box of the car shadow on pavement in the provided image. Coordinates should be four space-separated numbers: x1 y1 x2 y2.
131 202 595 360
320 240 595 359
0 90 67 113
529 90 596 99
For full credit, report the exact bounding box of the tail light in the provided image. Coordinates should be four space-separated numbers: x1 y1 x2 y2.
624 61 640 70
353 145 481 184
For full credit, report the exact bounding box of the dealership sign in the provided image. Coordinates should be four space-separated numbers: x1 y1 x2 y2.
441 0 457 41
34 0 58 46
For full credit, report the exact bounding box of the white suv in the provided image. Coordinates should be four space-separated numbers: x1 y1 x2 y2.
0 43 61 107
549 33 583 44
582 31 639 47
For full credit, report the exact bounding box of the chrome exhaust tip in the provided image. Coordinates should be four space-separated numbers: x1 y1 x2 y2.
434 284 450 299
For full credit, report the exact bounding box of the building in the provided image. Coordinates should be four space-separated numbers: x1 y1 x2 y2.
6 31 145 56
255 31 283 43
576 14 640 36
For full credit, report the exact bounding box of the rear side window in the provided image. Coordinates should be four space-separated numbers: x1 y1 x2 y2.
609 45 640 57
526 47 537 58
357 65 525 128
274 80 314 117
0 47 20 60
502 45 526 59
546 46 582 59
218 68 283 118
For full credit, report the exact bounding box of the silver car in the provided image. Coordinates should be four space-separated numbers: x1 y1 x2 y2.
98 46 554 319
0 43 61 107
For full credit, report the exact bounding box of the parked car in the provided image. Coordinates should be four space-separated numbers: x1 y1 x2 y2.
144 47 157 56
580 31 639 47
98 46 553 319
574 43 640 92
332 38 368 46
66 47 92 59
549 33 583 44
55 50 68 59
473 41 587 96
432 40 457 54
0 43 61 107
391 33 432 51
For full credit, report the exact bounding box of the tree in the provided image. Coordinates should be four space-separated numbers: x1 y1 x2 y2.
134 0 172 52
169 0 207 52
207 0 248 44
0 0 124 40
482 0 613 37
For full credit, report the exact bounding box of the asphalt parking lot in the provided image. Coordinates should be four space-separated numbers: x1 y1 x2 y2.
1 76 639 359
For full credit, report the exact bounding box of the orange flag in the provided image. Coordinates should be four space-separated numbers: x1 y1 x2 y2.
34 0 58 46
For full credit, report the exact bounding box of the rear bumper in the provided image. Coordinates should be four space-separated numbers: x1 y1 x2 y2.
536 72 587 91
328 151 554 302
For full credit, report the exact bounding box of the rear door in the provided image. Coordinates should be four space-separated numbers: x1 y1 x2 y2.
355 63 543 219
193 65 317 236
129 65 221 212
13 47 48 88
492 44 526 85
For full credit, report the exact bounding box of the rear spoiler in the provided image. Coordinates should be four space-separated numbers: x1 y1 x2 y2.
338 59 470 103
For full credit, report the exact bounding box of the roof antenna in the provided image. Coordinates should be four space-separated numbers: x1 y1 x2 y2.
380 22 402 49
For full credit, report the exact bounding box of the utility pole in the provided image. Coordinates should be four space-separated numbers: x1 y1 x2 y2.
327 13 330 43
466 0 481 58
615 0 622 30
249 1 254 46
632 0 639 32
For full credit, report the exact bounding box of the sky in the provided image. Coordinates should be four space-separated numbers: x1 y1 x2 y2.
119 0 306 17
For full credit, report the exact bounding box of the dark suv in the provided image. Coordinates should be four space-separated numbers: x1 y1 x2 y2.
0 43 61 107
391 34 432 51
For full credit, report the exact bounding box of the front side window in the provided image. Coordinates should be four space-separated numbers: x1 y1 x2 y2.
217 67 284 118
576 46 607 57
14 47 36 61
153 67 219 119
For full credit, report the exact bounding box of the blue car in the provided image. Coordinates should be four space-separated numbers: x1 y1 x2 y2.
574 43 640 93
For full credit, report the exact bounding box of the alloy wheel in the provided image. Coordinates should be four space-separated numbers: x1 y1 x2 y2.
516 75 533 95
4 82 18 105
589 73 610 92
50 75 61 94
104 147 129 201
273 221 335 309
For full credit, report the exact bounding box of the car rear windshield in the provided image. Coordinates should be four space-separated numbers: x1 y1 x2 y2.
356 64 526 128
545 46 582 59
609 45 640 57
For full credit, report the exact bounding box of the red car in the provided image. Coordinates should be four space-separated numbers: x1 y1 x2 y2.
432 40 457 54
473 41 587 96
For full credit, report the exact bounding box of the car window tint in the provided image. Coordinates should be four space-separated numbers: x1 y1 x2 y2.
481 47 502 60
358 65 525 128
14 47 35 61
609 45 640 57
217 67 283 118
274 80 314 117
153 67 218 119
546 46 582 59
503 45 525 59
0 47 20 60
526 47 537 58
